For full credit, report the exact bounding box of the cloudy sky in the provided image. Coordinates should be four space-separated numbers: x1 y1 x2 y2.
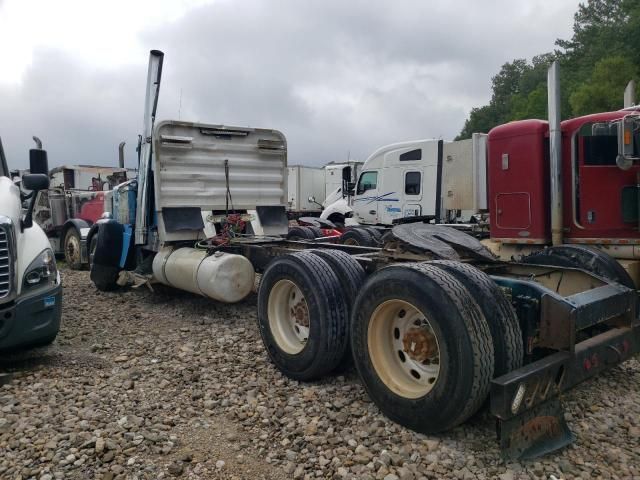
0 0 581 170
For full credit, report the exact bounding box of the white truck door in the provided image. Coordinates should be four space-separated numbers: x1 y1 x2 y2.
352 170 380 224
402 169 423 218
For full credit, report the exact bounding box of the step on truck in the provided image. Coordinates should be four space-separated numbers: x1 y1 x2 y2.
89 51 640 460
0 138 62 350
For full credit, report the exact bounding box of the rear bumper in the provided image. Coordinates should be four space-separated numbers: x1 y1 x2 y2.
492 324 640 459
492 325 640 419
489 268 639 460
0 281 62 350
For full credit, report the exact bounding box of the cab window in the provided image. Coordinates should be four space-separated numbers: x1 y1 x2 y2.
400 149 422 161
578 122 618 166
356 171 378 195
405 171 421 195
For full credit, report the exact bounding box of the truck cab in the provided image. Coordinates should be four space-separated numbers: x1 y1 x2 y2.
323 135 487 226
487 109 640 259
0 138 62 350
352 140 440 224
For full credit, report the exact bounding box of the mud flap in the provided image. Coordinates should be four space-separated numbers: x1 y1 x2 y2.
497 398 574 460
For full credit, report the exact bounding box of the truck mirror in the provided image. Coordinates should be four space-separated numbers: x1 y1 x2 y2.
21 174 49 229
29 148 49 174
22 173 49 191
617 115 640 167
308 195 316 203
346 181 355 195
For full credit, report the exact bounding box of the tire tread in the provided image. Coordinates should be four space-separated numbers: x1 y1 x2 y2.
429 260 523 376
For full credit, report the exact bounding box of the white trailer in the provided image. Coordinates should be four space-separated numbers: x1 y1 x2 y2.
321 135 487 227
49 165 133 191
287 165 325 215
324 161 362 200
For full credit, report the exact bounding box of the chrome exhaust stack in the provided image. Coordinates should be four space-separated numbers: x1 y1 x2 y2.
624 80 636 108
135 50 164 246
547 61 563 246
118 141 126 169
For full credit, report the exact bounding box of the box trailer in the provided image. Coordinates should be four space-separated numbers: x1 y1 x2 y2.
287 165 325 216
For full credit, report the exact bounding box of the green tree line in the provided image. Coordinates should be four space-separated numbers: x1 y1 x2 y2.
456 0 640 140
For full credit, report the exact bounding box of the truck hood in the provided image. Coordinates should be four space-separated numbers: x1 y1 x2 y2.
0 176 22 227
0 176 53 295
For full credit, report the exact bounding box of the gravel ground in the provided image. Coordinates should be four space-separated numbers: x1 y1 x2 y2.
1 267 639 480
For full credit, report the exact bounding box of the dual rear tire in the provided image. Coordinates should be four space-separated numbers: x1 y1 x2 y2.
257 256 522 433
351 263 497 432
340 227 382 247
287 226 323 241
257 251 352 380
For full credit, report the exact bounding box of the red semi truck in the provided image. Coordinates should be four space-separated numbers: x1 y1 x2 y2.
483 64 640 286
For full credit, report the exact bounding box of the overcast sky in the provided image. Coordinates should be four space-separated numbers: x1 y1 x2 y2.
0 0 581 170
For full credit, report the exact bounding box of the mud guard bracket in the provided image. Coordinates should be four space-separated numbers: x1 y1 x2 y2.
497 398 574 460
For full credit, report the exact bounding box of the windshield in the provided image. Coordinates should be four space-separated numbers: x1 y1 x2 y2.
0 138 8 178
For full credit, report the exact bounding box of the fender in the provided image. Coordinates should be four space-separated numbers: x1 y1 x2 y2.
86 222 101 251
88 219 135 270
62 218 91 264
91 219 124 268
320 198 353 221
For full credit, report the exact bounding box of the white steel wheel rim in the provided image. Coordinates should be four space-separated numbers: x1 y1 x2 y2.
368 299 441 399
268 279 310 355
66 234 80 264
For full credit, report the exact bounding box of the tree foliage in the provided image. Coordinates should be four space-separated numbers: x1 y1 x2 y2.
456 0 640 139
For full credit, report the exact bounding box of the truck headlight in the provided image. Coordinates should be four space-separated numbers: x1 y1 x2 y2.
24 248 58 289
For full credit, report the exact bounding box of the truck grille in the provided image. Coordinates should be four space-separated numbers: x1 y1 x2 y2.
0 225 11 299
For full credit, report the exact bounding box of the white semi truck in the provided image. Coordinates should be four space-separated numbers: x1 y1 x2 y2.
321 135 487 230
0 138 62 350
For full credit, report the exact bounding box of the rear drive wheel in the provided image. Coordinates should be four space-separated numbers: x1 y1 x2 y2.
364 227 383 245
309 249 365 302
429 260 523 376
351 263 493 433
309 249 366 369
257 251 349 380
340 228 374 247
63 227 83 270
287 226 315 241
307 226 324 238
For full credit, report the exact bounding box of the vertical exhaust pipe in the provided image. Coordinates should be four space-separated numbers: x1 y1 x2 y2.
135 49 164 246
624 80 636 108
118 141 126 168
548 61 563 246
